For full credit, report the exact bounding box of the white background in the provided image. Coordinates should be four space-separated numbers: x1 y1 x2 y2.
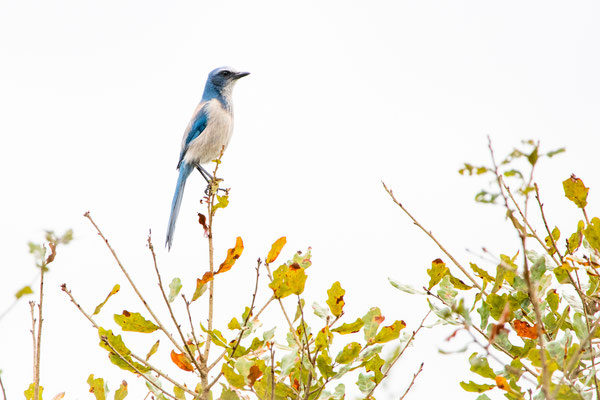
1 1 599 399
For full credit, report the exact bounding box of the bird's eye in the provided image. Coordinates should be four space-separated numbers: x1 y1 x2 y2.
221 71 231 76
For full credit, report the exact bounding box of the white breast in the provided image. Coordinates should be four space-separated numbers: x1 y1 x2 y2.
182 99 234 165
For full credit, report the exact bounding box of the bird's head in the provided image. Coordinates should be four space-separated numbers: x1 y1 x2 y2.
204 67 250 99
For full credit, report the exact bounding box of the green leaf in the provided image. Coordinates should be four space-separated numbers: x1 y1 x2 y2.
280 351 297 377
460 381 495 393
262 327 276 342
326 281 346 317
145 340 160 361
356 372 376 394
331 318 364 334
563 175 589 208
293 298 305 322
98 327 131 356
93 284 120 315
470 263 494 283
477 301 490 331
114 381 128 400
222 364 245 389
545 227 560 255
364 354 384 384
269 263 307 298
200 324 229 348
315 326 333 350
114 311 159 333
469 353 496 379
312 302 332 320
317 351 335 378
212 194 229 213
362 307 383 342
547 290 559 313
228 318 241 330
427 259 449 289
24 383 43 400
546 148 566 158
335 342 361 364
15 285 34 299
438 275 458 304
286 248 312 269
554 263 574 284
87 374 107 400
168 278 182 303
527 146 539 166
373 320 406 344
567 220 585 254
388 278 425 294
584 217 600 252
108 353 150 374
219 387 239 400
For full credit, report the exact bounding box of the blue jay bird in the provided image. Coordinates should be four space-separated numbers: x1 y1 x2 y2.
166 66 249 250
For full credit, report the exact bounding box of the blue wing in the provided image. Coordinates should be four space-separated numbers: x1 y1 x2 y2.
177 103 209 167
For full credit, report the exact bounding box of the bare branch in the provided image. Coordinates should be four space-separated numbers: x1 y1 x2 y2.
84 213 192 365
382 182 482 290
399 362 424 400
147 233 205 378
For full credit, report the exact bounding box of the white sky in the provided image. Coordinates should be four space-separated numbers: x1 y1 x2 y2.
1 1 599 399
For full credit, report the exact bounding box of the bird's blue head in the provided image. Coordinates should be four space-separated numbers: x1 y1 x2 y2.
202 66 250 105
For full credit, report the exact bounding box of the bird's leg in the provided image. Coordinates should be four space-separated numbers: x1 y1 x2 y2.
195 163 226 195
195 164 214 183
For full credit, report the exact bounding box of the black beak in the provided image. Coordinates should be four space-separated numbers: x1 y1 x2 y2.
233 71 250 80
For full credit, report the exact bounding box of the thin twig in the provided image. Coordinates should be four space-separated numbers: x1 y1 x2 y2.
33 263 45 400
29 301 36 390
182 294 203 357
366 311 430 398
270 343 276 400
399 362 424 400
382 182 482 290
0 372 6 400
147 233 205 378
84 213 192 364
203 154 224 364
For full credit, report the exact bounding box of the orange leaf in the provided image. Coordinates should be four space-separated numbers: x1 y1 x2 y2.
216 237 244 274
266 237 287 264
513 320 538 339
247 365 263 386
495 376 509 391
199 271 214 285
170 350 194 371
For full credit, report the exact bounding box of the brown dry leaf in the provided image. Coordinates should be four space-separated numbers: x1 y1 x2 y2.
198 213 208 236
247 365 263 386
513 320 538 339
170 350 194 372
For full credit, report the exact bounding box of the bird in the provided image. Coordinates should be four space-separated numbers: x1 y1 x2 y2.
165 66 249 250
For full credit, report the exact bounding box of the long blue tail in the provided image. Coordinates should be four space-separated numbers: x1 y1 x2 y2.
166 162 194 250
